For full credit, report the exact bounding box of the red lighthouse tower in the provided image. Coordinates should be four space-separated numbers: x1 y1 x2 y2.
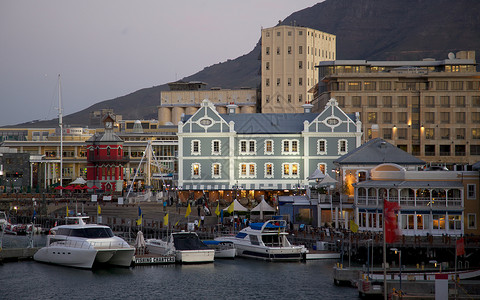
86 114 128 192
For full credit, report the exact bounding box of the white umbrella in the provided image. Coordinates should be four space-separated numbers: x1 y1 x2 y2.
317 173 337 186
251 198 276 220
307 168 325 180
69 177 87 185
223 199 249 212
134 231 146 255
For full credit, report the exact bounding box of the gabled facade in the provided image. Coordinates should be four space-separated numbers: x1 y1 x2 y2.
177 99 361 203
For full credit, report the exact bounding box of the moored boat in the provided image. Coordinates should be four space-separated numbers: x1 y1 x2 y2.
202 240 236 259
34 216 135 269
146 231 214 263
215 219 304 262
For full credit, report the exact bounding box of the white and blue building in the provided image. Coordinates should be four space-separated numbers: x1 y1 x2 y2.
177 99 362 203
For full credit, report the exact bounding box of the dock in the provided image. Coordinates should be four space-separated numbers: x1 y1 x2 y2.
0 247 39 263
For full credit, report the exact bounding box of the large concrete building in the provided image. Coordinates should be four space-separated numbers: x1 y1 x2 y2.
158 81 257 125
312 51 480 167
261 25 336 113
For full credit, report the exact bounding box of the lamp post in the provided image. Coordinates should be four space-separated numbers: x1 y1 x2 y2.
391 248 402 293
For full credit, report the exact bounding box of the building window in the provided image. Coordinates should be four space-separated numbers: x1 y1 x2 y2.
282 163 299 178
317 163 326 175
383 128 392 140
364 81 376 91
348 82 361 91
398 96 407 108
288 94 292 103
299 46 303 54
368 112 377 123
191 140 200 155
425 112 435 124
352 96 361 107
383 112 392 124
212 140 221 155
456 112 465 124
288 78 292 86
276 47 280 55
440 128 450 139
336 96 345 107
266 47 270 55
266 78 270 87
471 145 480 155
265 62 270 70
192 163 201 178
382 96 392 107
338 139 347 155
379 81 391 90
240 163 256 178
317 139 327 155
212 163 221 178
425 145 435 156
117 147 121 156
425 96 435 107
436 81 448 90
265 163 273 178
106 147 111 156
472 112 480 124
456 128 465 139
367 96 377 107
467 184 476 199
299 78 303 86
265 95 270 103
455 96 465 107
299 94 303 102
298 61 303 69
440 112 450 124
467 81 480 90
239 140 256 155
473 96 480 107
277 78 280 86
468 214 477 229
455 145 466 156
282 139 299 155
397 128 407 140
440 96 450 108
425 128 435 139
264 140 274 154
451 81 463 90
287 46 292 54
398 112 408 124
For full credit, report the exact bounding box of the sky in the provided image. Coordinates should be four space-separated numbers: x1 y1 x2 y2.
0 0 321 126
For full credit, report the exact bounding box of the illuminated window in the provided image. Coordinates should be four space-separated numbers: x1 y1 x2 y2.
265 140 273 154
265 163 273 178
212 140 221 155
317 139 327 154
192 163 201 178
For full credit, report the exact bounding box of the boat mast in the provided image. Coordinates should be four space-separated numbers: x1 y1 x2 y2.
58 74 63 195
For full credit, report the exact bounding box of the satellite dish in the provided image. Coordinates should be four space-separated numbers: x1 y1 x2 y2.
448 52 455 59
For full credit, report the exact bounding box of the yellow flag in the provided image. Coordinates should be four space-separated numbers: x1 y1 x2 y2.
215 202 220 216
185 203 191 218
175 220 180 226
350 219 359 233
227 201 234 214
164 213 169 226
97 204 101 215
66 205 69 217
136 215 142 226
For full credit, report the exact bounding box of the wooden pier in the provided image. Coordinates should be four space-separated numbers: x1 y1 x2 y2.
0 247 39 263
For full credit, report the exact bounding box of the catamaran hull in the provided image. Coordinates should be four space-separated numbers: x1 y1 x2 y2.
34 247 134 269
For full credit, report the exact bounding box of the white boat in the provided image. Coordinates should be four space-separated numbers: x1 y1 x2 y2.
215 219 304 262
146 231 214 263
34 217 135 269
202 240 236 259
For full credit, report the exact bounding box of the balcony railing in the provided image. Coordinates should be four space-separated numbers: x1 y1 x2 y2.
357 196 462 208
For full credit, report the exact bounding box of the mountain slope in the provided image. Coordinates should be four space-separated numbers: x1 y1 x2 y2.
14 0 480 128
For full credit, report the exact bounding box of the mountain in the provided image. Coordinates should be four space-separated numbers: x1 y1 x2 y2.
14 0 480 128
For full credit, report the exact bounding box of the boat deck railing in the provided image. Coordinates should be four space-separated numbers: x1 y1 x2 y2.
53 239 131 250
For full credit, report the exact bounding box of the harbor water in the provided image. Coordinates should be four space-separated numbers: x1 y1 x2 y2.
1 236 358 299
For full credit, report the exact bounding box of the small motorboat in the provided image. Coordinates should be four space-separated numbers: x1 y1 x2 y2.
146 231 214 263
202 240 236 259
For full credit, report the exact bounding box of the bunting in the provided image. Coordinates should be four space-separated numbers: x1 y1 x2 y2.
97 204 101 215
185 203 191 218
164 213 169 226
384 199 400 243
215 202 220 216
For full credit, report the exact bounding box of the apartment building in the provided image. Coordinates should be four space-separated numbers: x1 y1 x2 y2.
312 51 480 166
261 25 336 113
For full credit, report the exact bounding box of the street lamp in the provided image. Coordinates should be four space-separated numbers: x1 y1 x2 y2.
391 248 402 293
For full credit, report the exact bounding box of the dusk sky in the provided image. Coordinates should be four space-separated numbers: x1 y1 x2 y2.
0 0 320 126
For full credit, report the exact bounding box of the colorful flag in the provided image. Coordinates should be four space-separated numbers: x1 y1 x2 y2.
456 238 465 256
97 204 101 215
215 202 220 216
349 219 359 233
227 201 234 214
175 220 180 226
136 206 142 225
185 203 191 218
66 205 69 217
384 199 400 243
164 213 169 226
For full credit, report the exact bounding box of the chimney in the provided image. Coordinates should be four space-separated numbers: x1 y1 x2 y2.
302 102 313 113
227 102 238 114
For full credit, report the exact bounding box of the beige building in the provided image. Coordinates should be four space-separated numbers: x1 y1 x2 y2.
158 81 257 125
261 25 336 113
312 51 480 166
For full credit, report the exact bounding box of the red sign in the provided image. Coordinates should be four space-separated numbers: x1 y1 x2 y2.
384 199 400 243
